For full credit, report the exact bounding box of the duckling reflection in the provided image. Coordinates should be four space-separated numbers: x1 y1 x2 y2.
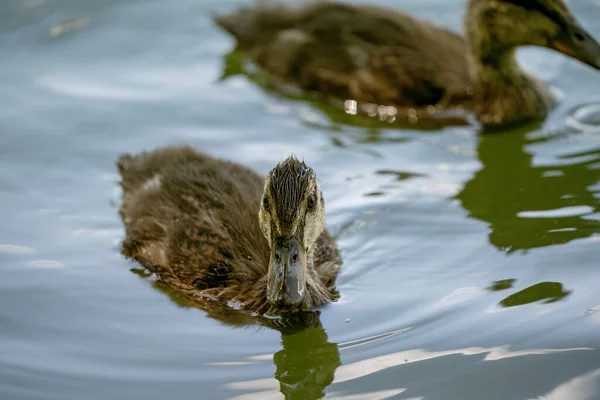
456 126 600 252
215 0 600 129
131 273 341 399
274 319 340 400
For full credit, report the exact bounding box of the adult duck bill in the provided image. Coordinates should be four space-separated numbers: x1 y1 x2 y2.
551 21 600 70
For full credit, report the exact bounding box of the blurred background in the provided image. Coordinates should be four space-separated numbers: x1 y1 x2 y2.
0 0 599 399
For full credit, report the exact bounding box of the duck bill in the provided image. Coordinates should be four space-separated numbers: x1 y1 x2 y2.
551 23 600 70
267 236 307 310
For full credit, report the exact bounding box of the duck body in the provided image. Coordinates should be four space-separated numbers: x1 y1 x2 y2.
218 2 475 107
117 146 340 314
215 0 600 128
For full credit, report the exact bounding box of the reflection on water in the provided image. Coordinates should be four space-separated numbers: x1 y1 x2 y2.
535 368 600 400
457 126 600 252
140 267 341 399
499 282 572 308
486 279 572 309
487 279 517 291
219 319 342 400
219 49 469 131
227 344 593 399
3 0 600 399
376 170 425 181
274 322 340 400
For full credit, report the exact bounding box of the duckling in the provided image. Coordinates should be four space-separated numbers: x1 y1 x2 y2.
116 146 340 314
214 0 600 128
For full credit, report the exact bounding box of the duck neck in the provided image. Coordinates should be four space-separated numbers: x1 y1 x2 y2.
468 39 554 125
465 1 529 84
306 246 316 275
302 245 333 307
464 8 555 126
473 44 528 84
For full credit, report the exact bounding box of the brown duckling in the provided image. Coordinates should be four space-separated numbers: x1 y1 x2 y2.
117 146 340 314
214 0 600 129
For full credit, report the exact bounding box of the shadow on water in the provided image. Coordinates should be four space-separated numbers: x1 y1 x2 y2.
456 124 600 252
131 268 341 400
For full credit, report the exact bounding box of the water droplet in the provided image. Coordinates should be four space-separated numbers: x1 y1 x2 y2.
365 103 377 117
344 99 358 115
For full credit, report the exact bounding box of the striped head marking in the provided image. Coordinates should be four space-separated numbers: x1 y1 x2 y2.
258 156 326 310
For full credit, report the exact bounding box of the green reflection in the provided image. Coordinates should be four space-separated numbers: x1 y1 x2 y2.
499 282 571 307
275 321 341 400
456 127 600 252
134 271 341 399
364 191 386 197
487 278 517 291
376 170 426 181
219 49 466 131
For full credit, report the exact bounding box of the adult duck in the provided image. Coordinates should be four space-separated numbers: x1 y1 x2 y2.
117 146 340 315
214 0 600 129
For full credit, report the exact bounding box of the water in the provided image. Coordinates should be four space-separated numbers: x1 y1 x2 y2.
1 0 599 399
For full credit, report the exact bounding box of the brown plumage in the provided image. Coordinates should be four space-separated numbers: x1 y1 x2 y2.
117 146 340 316
214 0 600 129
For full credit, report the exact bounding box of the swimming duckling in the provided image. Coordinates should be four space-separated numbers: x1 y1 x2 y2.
214 0 600 128
117 146 340 314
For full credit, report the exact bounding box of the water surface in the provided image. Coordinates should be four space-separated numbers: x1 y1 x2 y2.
1 0 600 399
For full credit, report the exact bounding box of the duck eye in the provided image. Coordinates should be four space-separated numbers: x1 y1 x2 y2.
307 194 316 211
262 196 270 211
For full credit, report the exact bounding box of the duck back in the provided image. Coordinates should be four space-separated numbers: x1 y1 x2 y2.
215 1 476 106
118 146 270 294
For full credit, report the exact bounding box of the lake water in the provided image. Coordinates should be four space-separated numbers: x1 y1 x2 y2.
1 0 600 399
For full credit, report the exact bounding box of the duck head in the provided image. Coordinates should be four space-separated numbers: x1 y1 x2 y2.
467 0 600 69
259 156 326 310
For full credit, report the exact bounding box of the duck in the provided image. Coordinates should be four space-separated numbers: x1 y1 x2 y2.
116 145 341 315
214 0 600 129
